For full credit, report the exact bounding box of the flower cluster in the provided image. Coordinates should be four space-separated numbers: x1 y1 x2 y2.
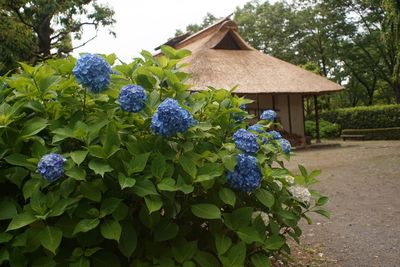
280 139 292 154
288 185 311 203
151 98 195 136
37 153 66 182
73 54 111 93
227 154 261 192
233 129 259 154
248 124 264 133
268 130 282 140
119 85 147 113
260 109 277 121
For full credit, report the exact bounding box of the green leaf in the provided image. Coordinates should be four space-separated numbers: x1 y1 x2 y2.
316 196 329 206
132 180 158 197
298 164 308 177
218 188 236 207
118 173 136 189
264 235 285 250
48 198 79 217
70 150 88 166
191 204 221 220
236 226 263 244
73 218 100 235
251 253 271 267
154 220 179 242
0 232 13 243
313 209 331 218
151 153 166 179
129 152 151 174
70 257 90 267
6 211 37 231
277 210 298 220
196 163 224 182
119 221 137 258
223 207 253 230
88 159 113 177
100 198 122 217
194 251 221 267
180 153 197 178
220 242 246 267
39 226 62 254
91 251 121 267
80 183 101 202
255 189 275 209
19 117 48 140
172 239 198 263
215 234 232 255
0 199 18 220
100 219 121 242
4 154 35 169
144 195 163 214
222 155 237 172
23 179 42 199
66 166 87 181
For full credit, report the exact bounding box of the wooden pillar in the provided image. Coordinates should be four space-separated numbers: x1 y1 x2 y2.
287 95 292 134
314 95 321 143
272 95 276 110
256 93 260 117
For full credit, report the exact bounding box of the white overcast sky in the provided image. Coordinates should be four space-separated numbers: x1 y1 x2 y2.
73 0 250 62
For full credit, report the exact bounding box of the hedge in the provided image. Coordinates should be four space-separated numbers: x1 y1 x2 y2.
341 127 400 140
320 105 400 129
305 119 341 138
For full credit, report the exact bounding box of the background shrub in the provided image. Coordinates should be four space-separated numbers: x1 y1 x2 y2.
320 105 400 129
0 47 328 266
305 119 341 138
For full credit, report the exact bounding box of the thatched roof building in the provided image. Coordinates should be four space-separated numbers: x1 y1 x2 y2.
156 17 343 144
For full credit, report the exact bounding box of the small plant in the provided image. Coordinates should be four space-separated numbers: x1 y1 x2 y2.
0 47 329 266
305 119 341 138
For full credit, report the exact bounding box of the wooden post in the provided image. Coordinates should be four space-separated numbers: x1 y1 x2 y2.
314 95 321 143
287 95 292 134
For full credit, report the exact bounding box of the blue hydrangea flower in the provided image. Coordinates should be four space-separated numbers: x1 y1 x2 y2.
151 98 195 136
227 154 261 192
260 109 277 121
119 84 147 112
268 130 282 140
73 54 111 93
233 129 259 154
239 104 246 110
233 104 247 122
280 139 292 154
37 153 66 182
248 124 264 134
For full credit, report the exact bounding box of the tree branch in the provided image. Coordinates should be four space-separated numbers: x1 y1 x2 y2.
70 32 98 51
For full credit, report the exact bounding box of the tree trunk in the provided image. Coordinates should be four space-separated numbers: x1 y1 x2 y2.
37 16 53 59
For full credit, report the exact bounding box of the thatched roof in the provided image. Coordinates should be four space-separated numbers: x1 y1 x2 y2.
156 17 343 95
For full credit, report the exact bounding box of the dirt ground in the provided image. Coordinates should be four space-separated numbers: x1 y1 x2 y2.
286 140 400 267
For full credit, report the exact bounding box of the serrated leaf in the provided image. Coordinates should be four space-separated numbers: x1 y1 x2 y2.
144 195 162 214
88 159 113 177
151 154 166 179
70 150 88 166
6 211 37 231
119 221 137 258
218 188 236 207
73 218 99 235
255 189 275 208
222 155 237 172
132 180 158 197
66 167 86 181
191 204 221 220
129 152 151 174
19 117 48 140
215 234 232 255
39 226 62 254
118 173 136 189
0 199 18 220
180 153 197 178
251 253 271 267
154 221 178 242
264 235 285 250
313 209 331 218
100 219 121 242
100 198 122 217
316 196 329 206
236 226 263 244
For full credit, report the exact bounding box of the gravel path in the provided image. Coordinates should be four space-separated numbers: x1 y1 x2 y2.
286 140 400 267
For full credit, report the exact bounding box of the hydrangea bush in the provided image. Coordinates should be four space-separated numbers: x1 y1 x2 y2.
0 47 329 267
